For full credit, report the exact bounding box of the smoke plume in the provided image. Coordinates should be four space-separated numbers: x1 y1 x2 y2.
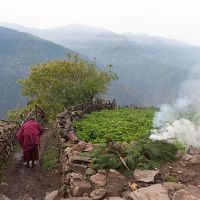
150 68 200 147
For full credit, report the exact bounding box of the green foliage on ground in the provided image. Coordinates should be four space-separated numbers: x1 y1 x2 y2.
74 108 154 143
74 108 178 173
9 54 117 120
91 139 177 173
41 146 59 171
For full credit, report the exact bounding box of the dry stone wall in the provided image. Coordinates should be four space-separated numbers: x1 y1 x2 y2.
0 122 18 167
55 99 115 144
54 99 117 198
54 100 200 200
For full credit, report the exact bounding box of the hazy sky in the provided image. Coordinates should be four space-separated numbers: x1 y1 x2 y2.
1 0 200 45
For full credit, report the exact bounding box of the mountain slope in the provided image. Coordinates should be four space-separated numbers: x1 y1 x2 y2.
0 27 76 118
24 25 192 105
2 24 200 107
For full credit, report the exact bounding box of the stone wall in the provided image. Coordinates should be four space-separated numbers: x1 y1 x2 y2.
54 99 119 198
0 122 18 167
55 99 115 144
54 100 200 200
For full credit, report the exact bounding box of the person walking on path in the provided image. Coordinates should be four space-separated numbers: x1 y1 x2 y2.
17 118 43 168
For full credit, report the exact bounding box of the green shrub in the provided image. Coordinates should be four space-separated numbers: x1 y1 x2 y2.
90 139 177 173
17 55 117 120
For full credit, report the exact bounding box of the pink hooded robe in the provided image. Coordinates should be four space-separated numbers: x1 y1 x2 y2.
17 119 43 162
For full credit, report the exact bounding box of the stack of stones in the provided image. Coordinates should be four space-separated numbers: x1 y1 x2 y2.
56 138 200 200
0 122 18 167
57 140 127 199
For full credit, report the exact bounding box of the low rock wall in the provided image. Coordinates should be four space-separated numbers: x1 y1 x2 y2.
0 123 18 167
54 100 119 198
54 100 200 200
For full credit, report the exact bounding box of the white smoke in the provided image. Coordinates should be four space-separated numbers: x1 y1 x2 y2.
150 67 200 147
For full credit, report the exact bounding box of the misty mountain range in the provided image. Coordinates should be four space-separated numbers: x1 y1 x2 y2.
1 23 200 117
0 26 76 117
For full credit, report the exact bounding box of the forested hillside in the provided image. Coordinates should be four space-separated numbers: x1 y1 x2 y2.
3 24 200 106
0 27 76 118
3 24 200 107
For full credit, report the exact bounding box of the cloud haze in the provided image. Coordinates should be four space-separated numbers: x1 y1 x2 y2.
0 0 200 45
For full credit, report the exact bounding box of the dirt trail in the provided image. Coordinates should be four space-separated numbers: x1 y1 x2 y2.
0 127 60 200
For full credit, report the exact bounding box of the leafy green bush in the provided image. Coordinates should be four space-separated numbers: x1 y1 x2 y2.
74 108 154 143
18 55 117 120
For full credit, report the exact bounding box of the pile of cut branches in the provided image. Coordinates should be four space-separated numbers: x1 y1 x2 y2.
91 139 178 174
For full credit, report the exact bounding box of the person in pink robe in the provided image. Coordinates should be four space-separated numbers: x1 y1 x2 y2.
17 118 43 168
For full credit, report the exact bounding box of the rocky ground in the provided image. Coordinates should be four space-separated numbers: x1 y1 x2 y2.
1 122 200 200
160 147 200 186
1 138 200 200
56 140 200 200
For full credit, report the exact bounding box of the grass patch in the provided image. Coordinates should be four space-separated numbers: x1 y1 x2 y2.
41 146 59 171
74 108 154 143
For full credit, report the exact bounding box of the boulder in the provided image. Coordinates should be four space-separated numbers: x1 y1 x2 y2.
69 155 92 165
21 194 33 200
70 174 92 197
172 185 200 200
90 173 107 188
182 154 193 161
68 163 87 174
90 188 106 200
189 155 200 164
163 182 186 192
128 184 170 200
84 143 94 152
98 169 107 175
133 169 159 183
0 195 11 200
106 169 127 196
63 141 74 148
187 146 200 155
68 141 87 154
108 198 124 200
64 147 72 155
44 190 58 200
85 168 96 176
181 153 200 164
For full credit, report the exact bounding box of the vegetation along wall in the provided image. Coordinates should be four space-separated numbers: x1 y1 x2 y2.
0 122 18 167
